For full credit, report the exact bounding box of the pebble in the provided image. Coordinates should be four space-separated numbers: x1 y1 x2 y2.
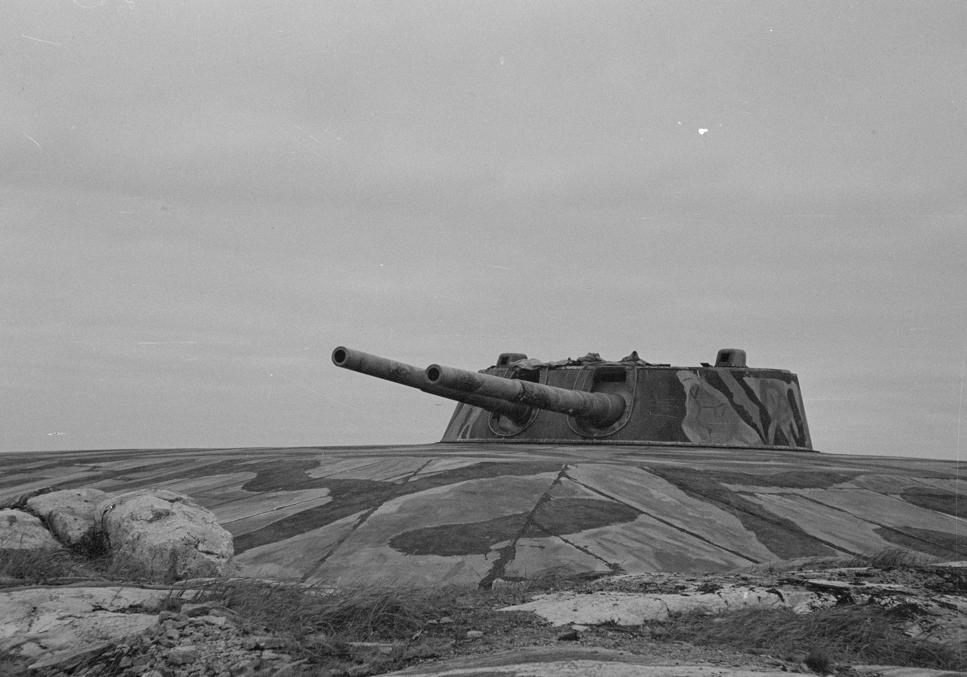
182 603 213 617
465 630 484 639
167 645 199 665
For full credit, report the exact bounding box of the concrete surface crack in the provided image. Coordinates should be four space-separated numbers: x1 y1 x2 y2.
302 459 435 582
477 464 569 589
795 492 955 556
531 520 623 573
562 471 760 564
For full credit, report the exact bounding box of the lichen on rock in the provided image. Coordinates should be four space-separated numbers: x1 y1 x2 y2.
26 487 108 549
96 489 234 581
0 508 62 551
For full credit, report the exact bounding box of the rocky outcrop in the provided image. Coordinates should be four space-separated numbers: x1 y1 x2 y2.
1 488 233 583
0 585 305 675
97 489 234 581
501 584 839 625
0 509 62 551
26 488 108 548
501 565 967 651
0 586 173 669
2 564 963 677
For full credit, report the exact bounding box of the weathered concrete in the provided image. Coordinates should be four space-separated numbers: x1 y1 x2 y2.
0 445 963 587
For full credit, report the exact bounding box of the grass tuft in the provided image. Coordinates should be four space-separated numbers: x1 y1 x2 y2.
862 548 938 569
0 548 79 585
804 647 833 674
656 605 965 671
201 579 456 642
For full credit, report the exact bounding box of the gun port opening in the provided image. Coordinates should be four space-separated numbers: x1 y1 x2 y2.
596 370 627 384
332 347 348 365
426 365 442 382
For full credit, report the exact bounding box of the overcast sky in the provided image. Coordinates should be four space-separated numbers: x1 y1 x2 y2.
2 1 965 459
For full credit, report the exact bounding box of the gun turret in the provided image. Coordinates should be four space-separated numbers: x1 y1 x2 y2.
331 344 813 450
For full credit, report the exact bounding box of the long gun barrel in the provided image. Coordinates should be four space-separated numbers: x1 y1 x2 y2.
425 363 626 427
331 346 531 422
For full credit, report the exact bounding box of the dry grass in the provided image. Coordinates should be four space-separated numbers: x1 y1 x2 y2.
194 579 486 672
204 579 451 642
0 548 83 585
4 547 965 675
857 548 939 569
654 605 966 671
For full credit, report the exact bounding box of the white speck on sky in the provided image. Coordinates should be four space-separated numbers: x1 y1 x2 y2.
1 1 965 460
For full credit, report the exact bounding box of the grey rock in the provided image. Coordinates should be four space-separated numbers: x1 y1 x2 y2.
97 489 234 581
166 645 199 665
182 603 214 617
245 635 286 650
0 508 61 550
26 488 108 548
0 586 165 668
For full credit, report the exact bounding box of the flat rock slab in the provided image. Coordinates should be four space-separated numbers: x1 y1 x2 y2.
0 445 963 587
852 668 967 677
501 585 837 626
0 585 183 668
387 648 967 677
386 647 795 676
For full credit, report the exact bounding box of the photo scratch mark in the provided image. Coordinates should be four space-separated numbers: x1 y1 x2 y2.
21 35 62 47
137 341 199 345
21 132 42 150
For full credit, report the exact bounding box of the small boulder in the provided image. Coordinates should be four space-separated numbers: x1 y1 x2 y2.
27 488 108 549
0 509 61 551
96 489 233 581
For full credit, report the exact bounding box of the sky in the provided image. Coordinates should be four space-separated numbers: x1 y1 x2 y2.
2 1 965 460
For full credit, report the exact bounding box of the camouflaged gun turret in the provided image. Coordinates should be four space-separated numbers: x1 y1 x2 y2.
332 345 812 450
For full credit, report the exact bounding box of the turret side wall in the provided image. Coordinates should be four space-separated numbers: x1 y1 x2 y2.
440 367 812 450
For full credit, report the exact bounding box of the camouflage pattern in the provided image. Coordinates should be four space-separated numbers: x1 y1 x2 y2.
1 444 961 588
442 363 811 450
